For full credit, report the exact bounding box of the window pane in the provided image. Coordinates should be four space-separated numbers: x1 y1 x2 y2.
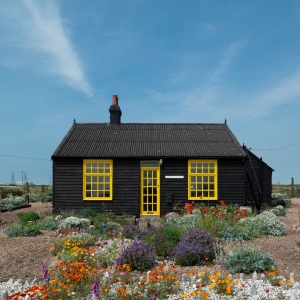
98 191 104 197
105 177 109 182
92 169 97 173
209 168 214 173
86 184 91 190
191 163 196 168
148 187 152 194
143 179 147 186
148 179 152 186
86 176 91 182
209 191 214 197
99 169 104 173
105 169 109 173
99 163 104 168
191 191 196 197
142 161 159 167
153 170 157 178
143 196 147 203
143 204 147 210
209 176 214 182
153 204 157 211
209 163 214 167
204 163 208 167
203 168 208 173
191 168 196 173
92 163 97 168
105 163 110 168
197 184 202 189
203 191 208 197
99 184 104 190
197 163 202 168
210 184 214 189
148 204 152 211
86 191 91 197
197 168 202 173
197 191 202 197
153 187 157 195
92 184 97 190
143 171 147 177
203 176 208 182
191 176 196 182
203 184 208 189
191 184 196 190
86 163 91 168
105 184 110 190
105 191 110 197
92 177 97 182
197 177 202 182
99 177 103 182
86 168 91 173
153 196 157 203
153 179 157 186
92 191 97 197
148 170 152 177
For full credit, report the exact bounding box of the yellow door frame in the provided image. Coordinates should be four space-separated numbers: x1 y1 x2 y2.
140 161 160 216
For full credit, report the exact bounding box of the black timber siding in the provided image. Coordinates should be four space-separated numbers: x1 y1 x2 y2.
245 152 273 206
53 157 246 216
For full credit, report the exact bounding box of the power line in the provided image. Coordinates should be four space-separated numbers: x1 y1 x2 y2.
243 129 300 135
250 138 300 151
0 154 50 161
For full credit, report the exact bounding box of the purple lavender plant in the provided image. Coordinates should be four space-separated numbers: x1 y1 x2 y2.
121 224 140 239
40 264 50 282
92 280 101 298
116 240 156 271
171 227 215 266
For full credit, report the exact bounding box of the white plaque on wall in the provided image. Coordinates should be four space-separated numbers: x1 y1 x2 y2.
165 176 184 178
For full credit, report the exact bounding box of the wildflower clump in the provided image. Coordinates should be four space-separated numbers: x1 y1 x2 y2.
116 240 156 271
271 205 287 216
171 227 215 266
209 272 232 295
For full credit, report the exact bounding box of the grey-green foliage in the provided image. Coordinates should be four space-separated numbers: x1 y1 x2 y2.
239 211 286 236
271 205 287 216
95 221 121 235
225 246 276 274
0 195 25 211
218 223 260 241
5 223 42 237
167 213 202 231
40 215 61 230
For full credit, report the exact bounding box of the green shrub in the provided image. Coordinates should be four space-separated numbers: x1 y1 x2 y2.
225 246 276 274
5 222 41 237
240 211 286 236
18 212 40 224
22 223 42 236
40 216 60 231
271 205 287 216
80 208 98 218
1 195 25 211
5 223 24 237
218 224 260 241
95 221 121 236
59 216 90 229
121 225 141 239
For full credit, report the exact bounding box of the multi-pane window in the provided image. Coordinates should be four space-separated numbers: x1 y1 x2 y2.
188 160 218 200
83 160 113 200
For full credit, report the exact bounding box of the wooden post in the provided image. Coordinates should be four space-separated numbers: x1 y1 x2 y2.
292 177 294 198
277 181 280 192
26 182 29 194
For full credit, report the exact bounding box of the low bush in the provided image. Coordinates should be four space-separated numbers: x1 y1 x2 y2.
116 240 156 271
5 223 41 237
121 224 140 239
40 216 61 231
1 189 23 199
80 208 98 218
240 211 286 236
95 221 121 236
0 195 25 211
218 223 260 241
59 216 90 229
17 211 40 224
271 205 287 216
171 227 215 266
225 246 276 274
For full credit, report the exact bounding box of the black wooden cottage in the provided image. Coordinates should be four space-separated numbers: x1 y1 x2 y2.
51 95 273 216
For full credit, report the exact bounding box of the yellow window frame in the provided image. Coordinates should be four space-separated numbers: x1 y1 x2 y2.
83 159 113 200
188 159 218 200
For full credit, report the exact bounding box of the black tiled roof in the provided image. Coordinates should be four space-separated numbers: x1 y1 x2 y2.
52 123 247 158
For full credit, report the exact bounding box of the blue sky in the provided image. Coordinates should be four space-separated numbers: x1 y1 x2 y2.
0 0 300 185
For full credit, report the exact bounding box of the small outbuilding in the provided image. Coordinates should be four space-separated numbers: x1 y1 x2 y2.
51 95 274 216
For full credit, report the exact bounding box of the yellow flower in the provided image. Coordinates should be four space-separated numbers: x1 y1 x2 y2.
210 283 216 290
181 294 189 298
226 285 232 294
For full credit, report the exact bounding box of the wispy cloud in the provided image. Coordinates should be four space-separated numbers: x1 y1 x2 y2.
209 40 246 82
1 0 92 96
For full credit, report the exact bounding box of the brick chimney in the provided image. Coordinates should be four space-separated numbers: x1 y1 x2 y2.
109 95 122 124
